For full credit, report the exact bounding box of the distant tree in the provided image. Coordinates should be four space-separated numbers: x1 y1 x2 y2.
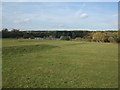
108 37 114 43
83 35 92 42
92 32 104 42
117 31 120 43
114 37 120 43
72 32 76 39
2 28 9 38
23 34 30 39
12 29 20 32
2 28 8 32
10 29 23 38
1 28 118 43
112 32 118 39
102 32 117 42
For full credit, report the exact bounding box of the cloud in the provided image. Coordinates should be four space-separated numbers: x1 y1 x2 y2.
75 9 88 19
13 18 31 23
80 13 88 19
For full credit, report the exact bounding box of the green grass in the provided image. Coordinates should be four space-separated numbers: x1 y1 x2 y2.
2 39 118 88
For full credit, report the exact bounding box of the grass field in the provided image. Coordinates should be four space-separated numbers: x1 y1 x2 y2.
2 39 118 88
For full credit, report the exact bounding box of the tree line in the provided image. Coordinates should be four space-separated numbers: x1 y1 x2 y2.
1 28 120 43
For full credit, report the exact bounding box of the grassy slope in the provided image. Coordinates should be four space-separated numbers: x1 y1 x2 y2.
2 39 118 88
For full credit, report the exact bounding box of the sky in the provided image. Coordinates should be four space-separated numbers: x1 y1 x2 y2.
1 2 118 31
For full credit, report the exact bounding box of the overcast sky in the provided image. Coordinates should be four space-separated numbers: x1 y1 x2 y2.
2 2 118 31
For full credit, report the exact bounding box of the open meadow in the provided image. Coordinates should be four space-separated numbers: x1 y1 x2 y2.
2 39 118 88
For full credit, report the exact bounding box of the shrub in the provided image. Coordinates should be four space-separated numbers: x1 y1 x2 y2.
75 37 82 41
114 37 120 43
84 39 92 42
108 37 114 43
30 35 35 39
60 36 71 40
47 36 55 40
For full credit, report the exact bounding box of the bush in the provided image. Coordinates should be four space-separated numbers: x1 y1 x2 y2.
30 35 35 39
114 37 120 43
84 39 92 42
47 36 55 40
75 37 82 41
108 37 114 43
60 36 71 40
